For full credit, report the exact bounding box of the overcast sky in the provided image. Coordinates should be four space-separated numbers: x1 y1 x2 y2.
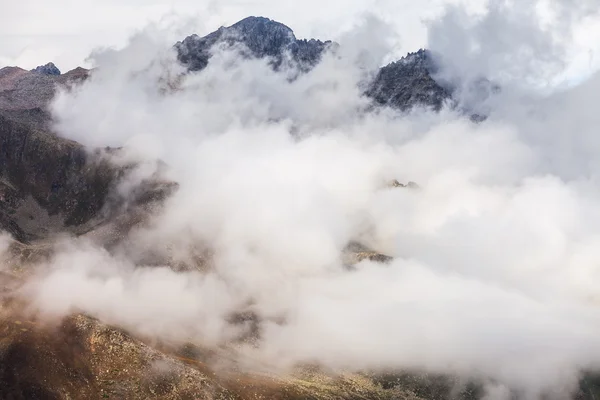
1 0 600 82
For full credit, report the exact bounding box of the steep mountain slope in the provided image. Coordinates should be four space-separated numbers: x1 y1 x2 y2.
0 62 178 245
0 114 113 242
0 64 88 130
0 288 426 400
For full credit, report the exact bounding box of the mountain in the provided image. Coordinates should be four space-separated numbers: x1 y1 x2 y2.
0 301 429 400
31 62 61 76
176 17 454 112
0 41 408 400
365 49 453 112
0 17 457 247
0 16 586 400
0 63 177 246
176 16 333 73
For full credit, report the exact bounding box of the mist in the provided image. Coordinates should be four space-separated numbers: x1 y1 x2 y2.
0 232 10 264
7 1 600 398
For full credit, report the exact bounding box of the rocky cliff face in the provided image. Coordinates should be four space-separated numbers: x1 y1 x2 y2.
0 114 117 241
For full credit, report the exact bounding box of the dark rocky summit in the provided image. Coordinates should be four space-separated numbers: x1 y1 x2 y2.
365 49 453 112
31 62 61 76
176 16 333 73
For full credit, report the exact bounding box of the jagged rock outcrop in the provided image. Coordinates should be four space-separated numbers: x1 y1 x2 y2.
31 62 61 76
365 49 452 111
342 241 394 265
176 16 333 73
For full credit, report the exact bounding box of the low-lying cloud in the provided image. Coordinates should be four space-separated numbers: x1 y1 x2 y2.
11 2 600 398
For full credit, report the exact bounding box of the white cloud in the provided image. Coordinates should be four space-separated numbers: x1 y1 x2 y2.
9 1 600 398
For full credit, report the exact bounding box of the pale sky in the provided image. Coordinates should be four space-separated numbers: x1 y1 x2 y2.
1 0 599 83
0 0 496 70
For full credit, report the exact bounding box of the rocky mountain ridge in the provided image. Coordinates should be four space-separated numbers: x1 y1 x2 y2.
176 16 334 74
176 16 454 112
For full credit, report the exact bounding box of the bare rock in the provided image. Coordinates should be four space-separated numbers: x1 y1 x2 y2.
31 62 61 76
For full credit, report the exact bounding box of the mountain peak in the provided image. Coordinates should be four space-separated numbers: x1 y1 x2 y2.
31 62 61 76
365 48 452 112
175 16 328 72
230 16 295 38
221 15 297 58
